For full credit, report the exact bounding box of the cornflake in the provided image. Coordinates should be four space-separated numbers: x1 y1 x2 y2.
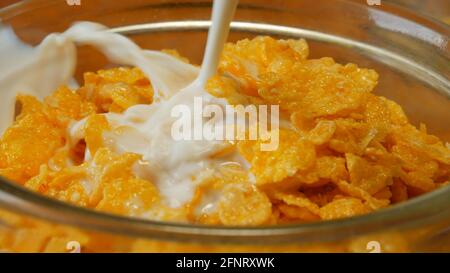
0 37 448 229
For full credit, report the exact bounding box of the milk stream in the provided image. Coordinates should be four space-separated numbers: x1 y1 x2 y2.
0 0 243 210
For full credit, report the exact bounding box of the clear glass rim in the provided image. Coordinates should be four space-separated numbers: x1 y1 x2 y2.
0 0 449 245
1 176 450 244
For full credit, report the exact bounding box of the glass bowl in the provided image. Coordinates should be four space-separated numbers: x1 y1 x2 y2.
0 0 449 253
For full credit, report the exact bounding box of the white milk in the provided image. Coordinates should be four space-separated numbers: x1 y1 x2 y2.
0 0 242 209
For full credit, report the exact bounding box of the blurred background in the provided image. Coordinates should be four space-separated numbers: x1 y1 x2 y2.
0 0 449 23
392 0 450 23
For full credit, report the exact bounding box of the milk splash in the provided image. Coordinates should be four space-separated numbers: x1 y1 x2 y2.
0 0 255 209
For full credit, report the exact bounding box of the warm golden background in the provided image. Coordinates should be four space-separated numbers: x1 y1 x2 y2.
0 0 449 22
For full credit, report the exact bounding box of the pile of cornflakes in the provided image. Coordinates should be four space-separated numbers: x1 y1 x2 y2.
0 37 449 231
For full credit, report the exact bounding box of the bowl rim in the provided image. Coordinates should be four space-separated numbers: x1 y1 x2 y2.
0 0 449 245
1 176 450 244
